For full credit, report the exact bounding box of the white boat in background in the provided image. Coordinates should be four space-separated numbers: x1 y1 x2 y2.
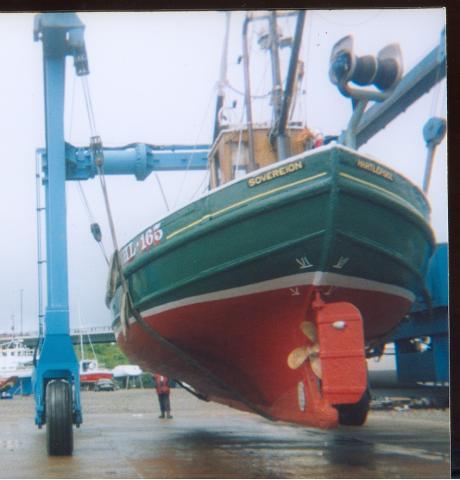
0 337 34 396
112 364 144 389
112 364 143 377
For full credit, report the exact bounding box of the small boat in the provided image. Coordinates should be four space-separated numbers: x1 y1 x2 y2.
0 337 34 396
0 376 19 397
79 359 113 386
112 364 143 389
77 328 113 386
112 364 143 378
105 11 435 428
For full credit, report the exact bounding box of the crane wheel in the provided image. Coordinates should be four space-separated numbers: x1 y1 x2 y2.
336 389 371 426
46 380 73 455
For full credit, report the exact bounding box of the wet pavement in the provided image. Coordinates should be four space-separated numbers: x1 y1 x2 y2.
0 389 450 478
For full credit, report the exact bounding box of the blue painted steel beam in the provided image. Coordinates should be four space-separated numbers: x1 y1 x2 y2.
391 308 448 340
355 29 446 148
33 12 84 428
63 142 210 181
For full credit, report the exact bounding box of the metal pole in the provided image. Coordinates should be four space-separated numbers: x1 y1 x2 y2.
422 117 447 194
35 151 45 338
43 51 70 335
20 289 23 337
242 14 257 172
268 12 288 161
422 145 435 193
212 11 231 142
278 10 306 137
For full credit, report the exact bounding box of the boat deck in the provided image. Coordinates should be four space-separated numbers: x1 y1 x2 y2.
0 388 450 478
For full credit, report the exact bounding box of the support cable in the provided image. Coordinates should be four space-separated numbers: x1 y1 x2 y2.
81 76 98 137
76 182 110 265
153 171 170 212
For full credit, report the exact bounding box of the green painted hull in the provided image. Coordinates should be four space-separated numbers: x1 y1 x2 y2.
109 144 434 340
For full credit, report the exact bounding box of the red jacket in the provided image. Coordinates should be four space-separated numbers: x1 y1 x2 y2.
154 374 170 394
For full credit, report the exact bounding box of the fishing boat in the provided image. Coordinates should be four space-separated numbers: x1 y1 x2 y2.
77 330 113 387
0 337 34 396
79 359 113 386
105 11 434 429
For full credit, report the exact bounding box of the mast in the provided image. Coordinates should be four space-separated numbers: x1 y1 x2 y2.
210 12 231 187
242 14 257 172
269 10 306 161
212 12 231 142
277 11 306 141
268 12 286 160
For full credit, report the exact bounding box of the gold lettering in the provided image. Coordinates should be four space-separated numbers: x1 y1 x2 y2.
247 161 304 187
356 159 394 181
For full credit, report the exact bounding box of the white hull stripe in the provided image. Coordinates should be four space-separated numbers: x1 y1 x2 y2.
136 271 415 320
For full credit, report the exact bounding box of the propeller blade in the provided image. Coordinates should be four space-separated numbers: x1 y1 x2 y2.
310 355 322 378
300 321 317 342
287 345 310 369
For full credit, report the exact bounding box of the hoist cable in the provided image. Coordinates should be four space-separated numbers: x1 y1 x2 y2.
154 171 170 212
76 181 110 265
81 76 98 137
96 165 120 255
76 181 96 224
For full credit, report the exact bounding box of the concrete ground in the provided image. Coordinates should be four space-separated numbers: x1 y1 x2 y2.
0 389 450 478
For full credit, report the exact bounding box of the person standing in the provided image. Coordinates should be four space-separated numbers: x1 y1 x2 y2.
153 373 172 419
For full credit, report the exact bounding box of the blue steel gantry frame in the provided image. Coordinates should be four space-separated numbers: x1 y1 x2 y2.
32 13 209 429
32 12 447 430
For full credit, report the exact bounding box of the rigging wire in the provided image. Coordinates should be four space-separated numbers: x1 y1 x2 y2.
189 169 210 201
172 87 216 209
154 171 170 212
225 82 271 99
299 12 313 126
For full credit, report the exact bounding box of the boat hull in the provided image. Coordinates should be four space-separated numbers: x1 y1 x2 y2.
108 144 434 428
80 372 113 384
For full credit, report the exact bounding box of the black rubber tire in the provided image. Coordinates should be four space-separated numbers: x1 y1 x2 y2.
336 389 371 426
46 380 73 455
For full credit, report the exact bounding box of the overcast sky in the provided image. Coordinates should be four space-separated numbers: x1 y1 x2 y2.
0 9 446 334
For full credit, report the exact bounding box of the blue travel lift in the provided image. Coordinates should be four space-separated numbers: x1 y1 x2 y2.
32 13 209 455
32 12 447 455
